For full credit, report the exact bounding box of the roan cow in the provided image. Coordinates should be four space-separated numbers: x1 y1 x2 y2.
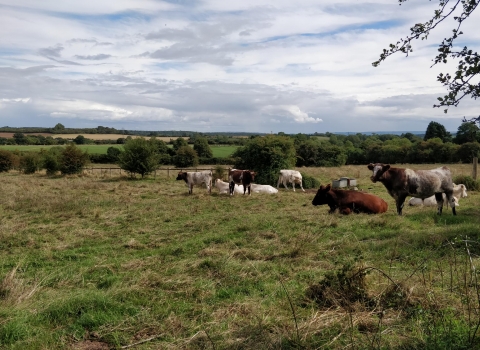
408 183 467 207
176 170 213 194
228 169 256 195
367 163 456 215
312 184 388 215
277 169 304 192
215 179 245 194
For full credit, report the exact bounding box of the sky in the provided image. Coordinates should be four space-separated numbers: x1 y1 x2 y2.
0 0 479 134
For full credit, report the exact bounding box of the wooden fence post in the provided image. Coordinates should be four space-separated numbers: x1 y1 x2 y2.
473 157 478 180
167 168 169 178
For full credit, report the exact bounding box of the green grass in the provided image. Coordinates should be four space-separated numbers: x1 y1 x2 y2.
0 164 479 349
0 144 237 158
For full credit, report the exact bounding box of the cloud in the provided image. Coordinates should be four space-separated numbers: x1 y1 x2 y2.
74 54 112 60
38 44 64 58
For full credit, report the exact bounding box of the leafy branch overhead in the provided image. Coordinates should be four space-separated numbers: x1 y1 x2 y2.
373 0 480 116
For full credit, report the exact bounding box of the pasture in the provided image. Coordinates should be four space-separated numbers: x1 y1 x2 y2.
0 145 238 158
1 164 480 349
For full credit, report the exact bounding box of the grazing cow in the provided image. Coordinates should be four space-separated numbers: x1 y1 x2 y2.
250 184 278 194
367 163 456 215
215 179 245 194
228 169 256 195
176 170 212 194
408 183 467 207
311 184 388 215
277 170 305 192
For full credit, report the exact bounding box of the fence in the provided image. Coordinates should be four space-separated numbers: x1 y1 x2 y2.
82 166 232 179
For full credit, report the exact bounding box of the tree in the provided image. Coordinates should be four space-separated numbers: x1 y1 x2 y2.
172 137 188 151
232 135 296 185
0 150 16 172
456 142 480 163
424 121 452 142
173 146 199 168
59 143 89 175
53 123 65 132
193 137 213 158
118 138 160 178
73 135 86 145
454 122 480 144
373 0 479 117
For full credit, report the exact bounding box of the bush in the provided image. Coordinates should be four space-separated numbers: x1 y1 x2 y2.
456 142 480 163
301 172 321 189
198 157 234 165
0 150 16 172
59 143 89 175
173 146 199 168
118 137 159 178
19 153 41 174
193 137 213 158
452 175 480 191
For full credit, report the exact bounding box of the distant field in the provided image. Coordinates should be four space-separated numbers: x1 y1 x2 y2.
0 133 178 141
0 144 238 157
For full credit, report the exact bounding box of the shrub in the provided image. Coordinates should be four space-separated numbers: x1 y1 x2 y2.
456 142 480 163
301 172 321 189
193 137 213 158
59 143 89 175
453 175 480 191
118 137 159 178
0 150 15 172
19 153 41 174
173 146 199 168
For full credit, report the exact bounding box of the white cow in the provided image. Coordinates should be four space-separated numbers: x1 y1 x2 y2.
277 170 304 192
408 183 467 207
250 184 278 194
215 179 245 194
176 170 212 194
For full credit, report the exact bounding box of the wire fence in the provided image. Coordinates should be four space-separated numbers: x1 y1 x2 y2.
82 166 232 179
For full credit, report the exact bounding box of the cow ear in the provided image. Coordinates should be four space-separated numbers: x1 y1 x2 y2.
325 184 331 191
383 164 390 171
367 163 374 170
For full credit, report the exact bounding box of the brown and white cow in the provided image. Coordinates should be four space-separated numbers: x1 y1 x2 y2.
312 184 388 215
228 169 256 195
367 163 456 215
176 170 212 194
277 169 304 192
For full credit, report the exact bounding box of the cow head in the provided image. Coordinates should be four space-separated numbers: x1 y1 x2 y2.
312 184 331 206
249 171 256 182
367 163 390 183
176 172 187 181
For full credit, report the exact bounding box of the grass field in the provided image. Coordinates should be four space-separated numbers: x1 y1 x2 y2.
0 164 479 349
0 145 238 158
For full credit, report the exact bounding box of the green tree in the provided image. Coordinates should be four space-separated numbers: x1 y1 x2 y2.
193 137 213 158
106 147 122 162
456 142 480 163
454 122 479 144
73 135 87 145
373 0 479 115
53 123 65 132
424 121 452 142
59 143 89 175
173 146 199 168
172 137 188 151
0 150 16 172
118 138 159 178
13 132 27 145
19 153 42 174
232 135 296 185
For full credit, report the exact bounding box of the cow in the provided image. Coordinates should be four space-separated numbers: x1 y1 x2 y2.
176 170 212 194
367 163 456 216
408 183 467 207
250 184 278 194
311 184 388 215
228 169 256 195
215 179 245 194
277 170 305 192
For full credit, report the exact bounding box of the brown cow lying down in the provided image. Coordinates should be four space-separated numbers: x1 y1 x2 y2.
312 184 388 215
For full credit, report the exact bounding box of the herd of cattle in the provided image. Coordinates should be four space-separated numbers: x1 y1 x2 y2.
176 164 468 216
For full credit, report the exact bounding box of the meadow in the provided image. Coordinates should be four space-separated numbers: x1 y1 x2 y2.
0 145 239 158
0 164 479 349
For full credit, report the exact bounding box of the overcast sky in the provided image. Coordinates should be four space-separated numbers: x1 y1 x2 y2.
0 0 478 133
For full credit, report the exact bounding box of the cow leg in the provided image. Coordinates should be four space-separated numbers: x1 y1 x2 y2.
299 181 305 192
292 182 296 192
189 184 193 194
396 194 408 215
229 181 235 196
444 191 457 215
282 181 289 190
435 193 444 215
340 207 351 215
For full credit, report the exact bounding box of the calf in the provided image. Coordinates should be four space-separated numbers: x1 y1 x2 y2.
312 184 388 214
277 170 305 192
228 169 256 195
367 163 456 215
408 194 459 207
250 184 278 194
215 179 245 194
176 170 212 194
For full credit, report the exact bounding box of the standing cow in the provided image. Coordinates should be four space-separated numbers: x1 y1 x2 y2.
176 170 213 194
367 163 456 215
228 169 256 195
277 170 305 192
